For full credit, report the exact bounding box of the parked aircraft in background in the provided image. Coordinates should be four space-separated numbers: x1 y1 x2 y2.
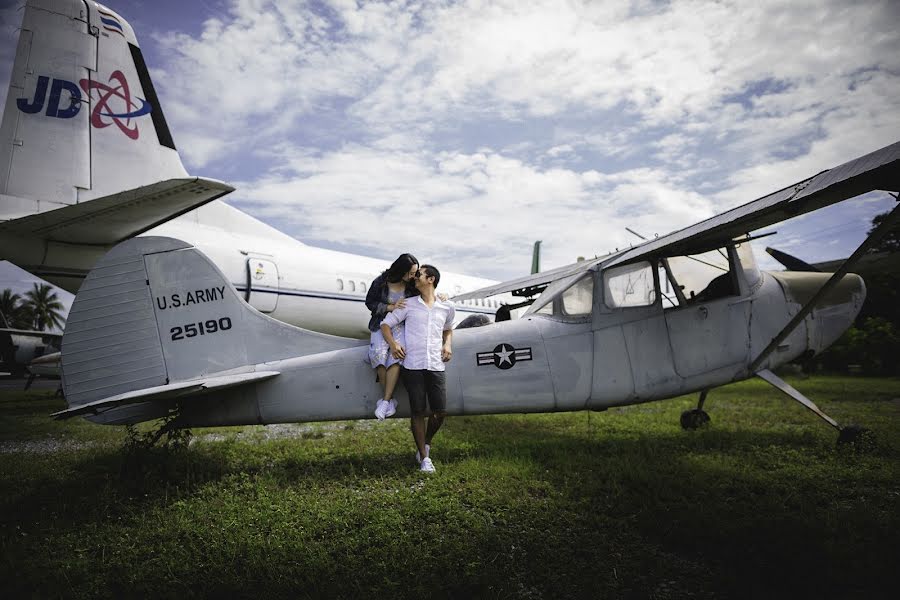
0 322 60 377
0 0 512 340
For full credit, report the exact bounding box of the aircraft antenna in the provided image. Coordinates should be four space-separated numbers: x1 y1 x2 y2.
625 227 647 241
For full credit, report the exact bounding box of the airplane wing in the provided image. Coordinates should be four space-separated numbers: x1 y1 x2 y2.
0 177 234 246
0 328 62 340
605 141 900 268
451 257 605 301
454 140 899 301
51 370 280 419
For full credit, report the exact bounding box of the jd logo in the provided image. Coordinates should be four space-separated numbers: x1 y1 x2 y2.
17 71 152 139
17 76 81 118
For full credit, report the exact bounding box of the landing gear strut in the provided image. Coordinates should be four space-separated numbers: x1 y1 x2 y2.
680 389 711 430
757 369 875 449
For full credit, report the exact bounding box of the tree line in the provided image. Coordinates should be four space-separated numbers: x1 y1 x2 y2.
0 283 66 331
809 210 900 375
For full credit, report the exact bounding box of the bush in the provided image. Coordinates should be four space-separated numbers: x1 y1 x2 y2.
813 317 900 375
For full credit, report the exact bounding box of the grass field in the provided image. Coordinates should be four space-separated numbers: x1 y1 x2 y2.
1 376 898 599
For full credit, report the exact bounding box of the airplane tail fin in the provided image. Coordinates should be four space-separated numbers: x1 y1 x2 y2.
0 0 216 217
58 237 360 423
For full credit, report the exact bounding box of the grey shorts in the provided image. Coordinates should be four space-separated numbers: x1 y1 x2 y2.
401 368 447 416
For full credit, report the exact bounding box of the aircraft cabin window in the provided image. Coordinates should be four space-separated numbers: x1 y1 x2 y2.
337 279 344 291
604 262 657 308
659 246 738 309
349 281 356 292
360 281 367 292
560 275 594 316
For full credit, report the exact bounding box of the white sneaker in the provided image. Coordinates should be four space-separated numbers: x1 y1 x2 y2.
420 457 435 473
415 444 430 464
384 398 398 418
374 399 387 421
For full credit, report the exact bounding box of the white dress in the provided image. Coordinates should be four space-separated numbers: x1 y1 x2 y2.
368 288 406 368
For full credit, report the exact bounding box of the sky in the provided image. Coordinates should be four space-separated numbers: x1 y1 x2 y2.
1 0 899 282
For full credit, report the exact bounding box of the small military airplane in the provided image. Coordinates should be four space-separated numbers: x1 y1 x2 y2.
0 0 511 340
51 141 899 447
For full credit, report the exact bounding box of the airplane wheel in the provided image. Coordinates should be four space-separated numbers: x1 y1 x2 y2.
837 424 876 452
680 409 710 430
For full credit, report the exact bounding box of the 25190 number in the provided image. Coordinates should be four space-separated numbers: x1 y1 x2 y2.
171 317 233 341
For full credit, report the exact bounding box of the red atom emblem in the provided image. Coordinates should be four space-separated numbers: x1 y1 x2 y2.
79 70 152 140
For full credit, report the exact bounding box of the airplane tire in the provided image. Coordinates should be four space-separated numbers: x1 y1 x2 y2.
837 424 876 451
680 409 710 430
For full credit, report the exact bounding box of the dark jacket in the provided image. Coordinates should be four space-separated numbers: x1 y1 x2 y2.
365 273 418 332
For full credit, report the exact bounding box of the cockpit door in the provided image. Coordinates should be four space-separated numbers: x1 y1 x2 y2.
246 258 279 313
661 246 750 377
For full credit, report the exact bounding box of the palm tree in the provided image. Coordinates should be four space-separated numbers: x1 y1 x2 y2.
0 288 31 329
22 283 66 331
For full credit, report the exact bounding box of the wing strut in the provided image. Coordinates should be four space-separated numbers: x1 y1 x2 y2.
749 197 900 372
756 369 838 429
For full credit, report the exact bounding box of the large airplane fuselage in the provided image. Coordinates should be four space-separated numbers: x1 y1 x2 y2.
150 202 504 338
0 203 505 339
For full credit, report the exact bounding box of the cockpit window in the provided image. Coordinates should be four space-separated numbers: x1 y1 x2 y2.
658 246 738 309
528 272 594 319
604 262 657 308
561 275 593 315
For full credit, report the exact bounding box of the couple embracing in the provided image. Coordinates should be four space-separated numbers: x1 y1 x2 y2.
364 254 455 473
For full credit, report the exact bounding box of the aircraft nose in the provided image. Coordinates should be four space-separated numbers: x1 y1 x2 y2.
776 271 866 353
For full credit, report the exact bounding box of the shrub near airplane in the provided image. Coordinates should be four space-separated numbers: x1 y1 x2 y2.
0 0 511 340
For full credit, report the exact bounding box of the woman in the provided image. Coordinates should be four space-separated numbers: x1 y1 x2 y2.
365 253 419 420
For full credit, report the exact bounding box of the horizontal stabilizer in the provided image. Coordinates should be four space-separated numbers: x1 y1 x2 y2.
52 370 280 419
0 328 62 340
0 177 233 245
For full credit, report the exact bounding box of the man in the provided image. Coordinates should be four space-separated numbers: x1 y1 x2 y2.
381 264 454 473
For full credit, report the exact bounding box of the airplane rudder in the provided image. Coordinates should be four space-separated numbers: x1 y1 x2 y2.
61 236 259 408
0 0 188 210
60 237 180 409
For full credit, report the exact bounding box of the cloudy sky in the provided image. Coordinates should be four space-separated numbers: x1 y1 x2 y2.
1 0 899 281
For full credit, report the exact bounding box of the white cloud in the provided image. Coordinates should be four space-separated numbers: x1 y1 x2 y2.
227 143 714 279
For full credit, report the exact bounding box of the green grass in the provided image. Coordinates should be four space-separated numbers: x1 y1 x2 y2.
1 376 899 599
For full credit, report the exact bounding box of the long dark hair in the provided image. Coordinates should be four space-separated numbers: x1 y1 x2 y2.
384 253 419 283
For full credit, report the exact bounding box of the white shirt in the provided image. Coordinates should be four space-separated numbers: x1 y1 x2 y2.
382 295 455 371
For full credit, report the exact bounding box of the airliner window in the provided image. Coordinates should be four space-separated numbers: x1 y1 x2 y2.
337 279 344 291
604 262 656 308
360 281 367 292
349 281 356 292
660 246 737 309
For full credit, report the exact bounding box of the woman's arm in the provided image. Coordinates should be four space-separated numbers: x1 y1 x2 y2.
365 275 388 316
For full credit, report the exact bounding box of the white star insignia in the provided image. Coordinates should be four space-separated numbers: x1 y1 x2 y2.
495 344 513 366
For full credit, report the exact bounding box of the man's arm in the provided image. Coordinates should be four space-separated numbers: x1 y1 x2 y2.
441 328 453 362
441 305 455 362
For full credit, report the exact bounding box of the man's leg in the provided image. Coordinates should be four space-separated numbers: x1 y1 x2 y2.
424 371 447 446
401 368 429 460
